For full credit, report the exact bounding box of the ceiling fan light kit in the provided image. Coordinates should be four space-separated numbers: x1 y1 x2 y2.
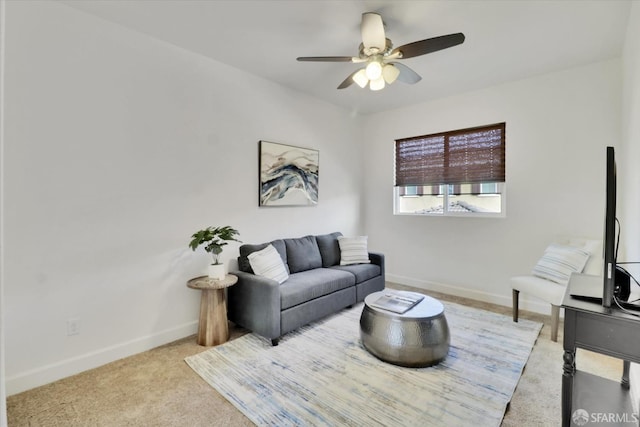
365 60 383 80
297 12 465 91
353 69 369 88
382 63 400 84
369 76 385 91
352 62 399 91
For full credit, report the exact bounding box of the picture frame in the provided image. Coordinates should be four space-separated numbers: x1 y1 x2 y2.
259 140 319 206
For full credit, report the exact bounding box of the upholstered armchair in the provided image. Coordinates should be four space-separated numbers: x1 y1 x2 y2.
510 238 602 342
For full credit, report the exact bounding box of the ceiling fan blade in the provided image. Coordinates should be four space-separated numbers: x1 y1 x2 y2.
297 56 355 62
392 33 465 59
337 70 358 89
361 12 386 52
392 62 422 84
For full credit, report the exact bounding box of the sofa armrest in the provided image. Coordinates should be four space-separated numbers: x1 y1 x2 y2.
228 271 282 340
368 251 385 279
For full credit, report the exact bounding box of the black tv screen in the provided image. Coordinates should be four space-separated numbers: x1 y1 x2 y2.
602 146 616 308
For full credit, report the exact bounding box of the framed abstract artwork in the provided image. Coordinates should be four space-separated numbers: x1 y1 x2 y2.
259 141 319 206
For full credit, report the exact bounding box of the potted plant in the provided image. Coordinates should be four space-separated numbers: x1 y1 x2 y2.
189 226 241 280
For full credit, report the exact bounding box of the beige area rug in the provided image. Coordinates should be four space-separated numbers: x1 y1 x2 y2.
186 302 542 426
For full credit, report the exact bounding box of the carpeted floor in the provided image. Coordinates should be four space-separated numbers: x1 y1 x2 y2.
6 283 624 426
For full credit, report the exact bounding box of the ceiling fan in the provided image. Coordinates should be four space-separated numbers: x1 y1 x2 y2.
297 12 465 91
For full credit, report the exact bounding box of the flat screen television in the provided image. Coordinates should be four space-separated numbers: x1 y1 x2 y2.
602 146 616 308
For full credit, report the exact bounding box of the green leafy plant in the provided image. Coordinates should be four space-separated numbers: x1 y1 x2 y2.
188 226 241 265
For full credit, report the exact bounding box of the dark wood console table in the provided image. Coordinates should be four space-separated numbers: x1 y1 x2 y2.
562 277 640 426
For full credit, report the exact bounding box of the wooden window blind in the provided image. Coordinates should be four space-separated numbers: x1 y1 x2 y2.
395 122 506 187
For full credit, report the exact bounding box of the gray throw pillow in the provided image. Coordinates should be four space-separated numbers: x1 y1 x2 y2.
284 235 322 273
316 232 343 267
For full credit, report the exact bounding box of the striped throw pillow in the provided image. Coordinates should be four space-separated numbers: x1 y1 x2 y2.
248 244 289 284
531 243 590 285
338 236 371 266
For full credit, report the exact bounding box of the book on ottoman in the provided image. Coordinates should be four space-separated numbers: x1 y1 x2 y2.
370 292 425 314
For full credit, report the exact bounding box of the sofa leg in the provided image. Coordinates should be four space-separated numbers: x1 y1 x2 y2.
512 289 519 322
550 305 560 342
271 338 279 346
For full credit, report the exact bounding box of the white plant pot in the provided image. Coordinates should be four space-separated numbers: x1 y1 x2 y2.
208 264 226 280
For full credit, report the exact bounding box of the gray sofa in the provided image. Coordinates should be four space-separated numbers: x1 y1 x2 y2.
228 232 385 345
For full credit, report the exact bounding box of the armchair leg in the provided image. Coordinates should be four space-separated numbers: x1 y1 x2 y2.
512 289 520 322
271 338 279 346
550 305 560 342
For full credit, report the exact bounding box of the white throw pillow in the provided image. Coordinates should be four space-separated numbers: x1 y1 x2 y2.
531 243 590 285
338 236 371 266
248 244 289 284
568 238 603 276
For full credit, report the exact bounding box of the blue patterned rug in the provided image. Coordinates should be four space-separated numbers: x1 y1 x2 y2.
185 301 542 426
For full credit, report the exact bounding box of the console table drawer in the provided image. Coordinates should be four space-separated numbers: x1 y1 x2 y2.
573 311 640 363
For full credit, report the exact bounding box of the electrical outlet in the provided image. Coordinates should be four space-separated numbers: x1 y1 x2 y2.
67 318 80 336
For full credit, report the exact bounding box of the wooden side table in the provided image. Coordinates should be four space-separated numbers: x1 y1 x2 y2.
187 274 238 346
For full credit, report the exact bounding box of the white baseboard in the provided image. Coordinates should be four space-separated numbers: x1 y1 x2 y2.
386 273 556 317
5 321 198 396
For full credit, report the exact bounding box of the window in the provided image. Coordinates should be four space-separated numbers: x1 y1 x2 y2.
394 122 506 216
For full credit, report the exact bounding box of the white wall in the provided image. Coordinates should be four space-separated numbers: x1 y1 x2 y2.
0 0 7 422
2 1 363 395
620 0 640 297
620 1 640 412
361 59 621 313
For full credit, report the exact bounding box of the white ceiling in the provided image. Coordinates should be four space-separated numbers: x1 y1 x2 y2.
59 0 632 115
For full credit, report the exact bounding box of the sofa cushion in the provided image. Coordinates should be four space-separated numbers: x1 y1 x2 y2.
331 263 381 283
316 232 343 267
338 236 371 265
248 244 289 284
284 235 323 273
279 268 356 310
238 239 288 274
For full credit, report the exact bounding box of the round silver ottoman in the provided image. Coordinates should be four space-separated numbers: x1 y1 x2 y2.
360 291 450 367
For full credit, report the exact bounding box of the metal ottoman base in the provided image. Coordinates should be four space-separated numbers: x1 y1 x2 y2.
360 291 450 367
